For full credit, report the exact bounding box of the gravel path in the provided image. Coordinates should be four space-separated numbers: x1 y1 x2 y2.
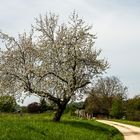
97 120 140 140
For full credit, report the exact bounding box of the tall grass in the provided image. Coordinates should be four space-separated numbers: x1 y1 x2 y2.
0 113 123 140
112 119 140 127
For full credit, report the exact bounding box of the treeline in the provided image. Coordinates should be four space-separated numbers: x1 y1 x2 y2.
65 76 140 121
84 93 140 121
84 76 140 121
0 96 53 113
125 95 140 121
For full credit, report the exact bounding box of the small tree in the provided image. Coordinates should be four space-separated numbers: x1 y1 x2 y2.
0 12 108 121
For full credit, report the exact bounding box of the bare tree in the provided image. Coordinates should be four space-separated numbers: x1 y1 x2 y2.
0 12 108 121
85 76 127 117
93 76 127 99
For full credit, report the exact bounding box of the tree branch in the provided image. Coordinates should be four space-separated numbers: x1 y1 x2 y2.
5 72 26 83
76 81 90 90
31 89 61 104
39 72 68 84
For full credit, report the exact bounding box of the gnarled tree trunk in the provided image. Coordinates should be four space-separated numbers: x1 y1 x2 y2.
53 101 68 122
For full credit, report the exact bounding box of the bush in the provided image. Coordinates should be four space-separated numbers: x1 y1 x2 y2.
0 96 17 112
27 102 40 113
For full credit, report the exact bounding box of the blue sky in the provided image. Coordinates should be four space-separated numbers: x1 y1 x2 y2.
0 0 140 104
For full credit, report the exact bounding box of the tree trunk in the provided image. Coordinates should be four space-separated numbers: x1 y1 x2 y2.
53 102 67 122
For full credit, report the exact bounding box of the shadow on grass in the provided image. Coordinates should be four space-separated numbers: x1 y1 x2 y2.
25 125 48 136
61 120 119 137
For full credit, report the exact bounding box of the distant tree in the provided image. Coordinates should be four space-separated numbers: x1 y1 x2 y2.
65 101 84 115
85 76 127 117
110 97 124 119
27 102 40 113
69 101 84 109
0 12 108 121
125 95 140 121
0 96 17 112
84 94 103 115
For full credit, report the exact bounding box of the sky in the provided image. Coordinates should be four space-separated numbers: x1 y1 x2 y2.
0 0 140 105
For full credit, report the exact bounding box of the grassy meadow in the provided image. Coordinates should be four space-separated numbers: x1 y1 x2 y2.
0 113 123 140
112 119 140 127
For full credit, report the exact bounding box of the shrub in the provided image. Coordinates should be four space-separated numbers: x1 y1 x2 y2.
0 96 17 112
27 102 40 113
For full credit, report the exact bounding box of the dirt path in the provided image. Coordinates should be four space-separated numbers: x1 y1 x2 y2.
97 120 140 140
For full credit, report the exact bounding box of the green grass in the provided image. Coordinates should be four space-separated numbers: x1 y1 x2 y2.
0 113 123 140
111 119 140 127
